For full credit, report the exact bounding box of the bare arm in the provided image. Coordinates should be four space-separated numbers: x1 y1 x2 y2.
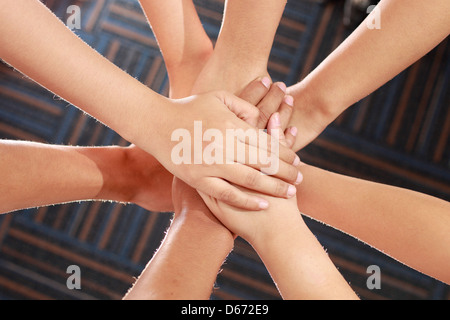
200 115 357 300
202 191 358 299
138 0 450 291
122 78 298 299
186 0 450 285
0 141 174 214
123 178 234 300
287 0 450 150
0 0 163 144
296 164 450 284
138 0 213 98
185 0 450 150
191 0 287 96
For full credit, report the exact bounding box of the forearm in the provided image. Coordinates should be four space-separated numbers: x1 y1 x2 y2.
139 0 212 68
139 0 213 98
0 0 167 151
0 140 132 214
253 212 358 300
297 163 450 284
288 0 450 151
124 207 234 300
192 0 287 95
217 0 286 66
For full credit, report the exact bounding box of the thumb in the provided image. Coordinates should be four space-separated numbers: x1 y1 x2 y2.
216 91 260 127
267 112 288 147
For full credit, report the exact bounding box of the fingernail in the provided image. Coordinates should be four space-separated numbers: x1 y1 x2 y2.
276 82 287 92
287 185 297 197
290 126 298 137
261 77 271 88
284 95 294 106
258 199 269 209
295 171 303 185
293 154 301 166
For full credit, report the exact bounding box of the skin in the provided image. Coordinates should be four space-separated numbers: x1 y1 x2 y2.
132 0 450 288
123 176 235 300
199 112 359 300
0 0 301 212
125 0 355 300
124 80 359 300
124 79 300 300
1 0 448 299
0 142 174 214
287 0 450 150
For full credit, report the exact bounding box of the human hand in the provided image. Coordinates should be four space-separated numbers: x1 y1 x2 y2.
170 77 299 228
150 91 301 211
108 79 299 214
198 99 301 243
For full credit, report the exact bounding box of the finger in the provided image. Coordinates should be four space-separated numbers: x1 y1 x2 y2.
256 82 287 129
221 163 298 199
272 137 300 167
197 176 270 211
278 95 294 130
267 112 287 146
284 127 297 150
261 116 302 183
218 91 261 127
267 111 297 150
238 129 300 167
225 122 300 173
227 140 302 185
238 76 272 106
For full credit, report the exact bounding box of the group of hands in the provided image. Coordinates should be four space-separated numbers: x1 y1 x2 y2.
113 6 317 242
1 0 449 300
124 74 304 245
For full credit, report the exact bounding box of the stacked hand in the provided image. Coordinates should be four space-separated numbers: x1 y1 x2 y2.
126 78 302 214
154 91 301 211
170 74 301 236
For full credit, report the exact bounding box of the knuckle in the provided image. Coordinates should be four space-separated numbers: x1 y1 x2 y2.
244 171 259 188
275 179 288 197
280 105 293 121
283 148 295 163
258 109 271 125
252 108 261 120
288 165 299 182
242 196 253 210
218 188 237 203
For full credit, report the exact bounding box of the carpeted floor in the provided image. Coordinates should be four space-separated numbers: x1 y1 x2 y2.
0 0 448 300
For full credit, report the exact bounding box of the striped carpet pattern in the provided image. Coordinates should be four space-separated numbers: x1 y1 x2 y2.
0 0 448 300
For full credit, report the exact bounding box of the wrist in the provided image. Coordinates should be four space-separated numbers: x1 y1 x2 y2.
240 195 304 246
288 80 342 127
286 79 347 151
126 95 175 157
194 48 269 95
173 206 235 252
79 146 137 204
165 43 213 73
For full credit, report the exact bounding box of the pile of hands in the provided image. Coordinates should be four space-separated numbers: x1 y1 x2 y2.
124 75 303 244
